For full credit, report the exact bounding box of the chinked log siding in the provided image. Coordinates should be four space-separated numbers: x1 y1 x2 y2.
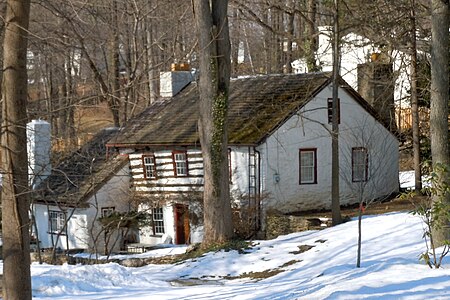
128 151 205 197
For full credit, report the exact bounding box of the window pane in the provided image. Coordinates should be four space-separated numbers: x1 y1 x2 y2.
152 207 165 235
49 211 65 232
143 155 156 178
352 148 367 182
300 150 316 184
174 152 187 176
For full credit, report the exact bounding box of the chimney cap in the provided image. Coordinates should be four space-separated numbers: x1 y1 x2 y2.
171 63 190 72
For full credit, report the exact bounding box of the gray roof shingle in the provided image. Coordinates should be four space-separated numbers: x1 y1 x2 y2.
107 72 334 147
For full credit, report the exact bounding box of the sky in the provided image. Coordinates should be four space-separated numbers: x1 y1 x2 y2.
2 172 449 300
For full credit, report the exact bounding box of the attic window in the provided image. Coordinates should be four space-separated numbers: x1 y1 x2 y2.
299 148 317 184
352 147 368 182
143 154 157 179
173 151 188 176
327 98 340 124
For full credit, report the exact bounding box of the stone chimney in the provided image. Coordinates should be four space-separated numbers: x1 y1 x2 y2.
357 59 396 131
27 120 51 189
160 63 194 97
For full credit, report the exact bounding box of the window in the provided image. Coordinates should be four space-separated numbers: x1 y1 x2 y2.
327 98 340 124
152 207 165 235
143 155 157 179
101 207 115 217
352 147 368 182
299 149 317 184
173 151 188 176
49 210 65 233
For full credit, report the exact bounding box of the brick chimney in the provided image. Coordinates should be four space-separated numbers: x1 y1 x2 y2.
27 119 51 189
160 63 194 97
357 60 396 131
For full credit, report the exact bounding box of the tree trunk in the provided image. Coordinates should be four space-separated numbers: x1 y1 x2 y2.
410 1 422 192
331 0 342 226
108 0 121 127
356 205 362 268
305 0 319 72
1 0 32 298
193 0 233 246
430 0 450 246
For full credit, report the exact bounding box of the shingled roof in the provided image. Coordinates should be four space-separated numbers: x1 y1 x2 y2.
107 72 332 147
107 72 389 148
33 128 126 206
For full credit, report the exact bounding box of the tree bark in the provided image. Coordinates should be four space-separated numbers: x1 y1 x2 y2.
331 0 342 225
430 0 450 246
1 0 32 299
193 0 233 246
409 2 422 193
305 0 319 72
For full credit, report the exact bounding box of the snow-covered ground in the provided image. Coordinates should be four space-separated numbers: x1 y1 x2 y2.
2 171 448 299
1 211 448 300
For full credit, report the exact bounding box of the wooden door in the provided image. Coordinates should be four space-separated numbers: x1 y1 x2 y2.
174 204 190 244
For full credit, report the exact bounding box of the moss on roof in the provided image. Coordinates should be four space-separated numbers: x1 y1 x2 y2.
108 72 332 147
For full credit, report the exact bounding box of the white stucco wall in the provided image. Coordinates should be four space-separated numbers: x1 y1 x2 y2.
84 163 132 253
32 204 89 250
258 84 399 215
33 161 132 253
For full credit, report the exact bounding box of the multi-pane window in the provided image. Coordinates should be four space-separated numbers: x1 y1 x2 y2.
143 155 157 179
173 151 188 176
49 210 65 233
352 147 368 182
327 98 340 124
299 149 317 184
152 207 165 235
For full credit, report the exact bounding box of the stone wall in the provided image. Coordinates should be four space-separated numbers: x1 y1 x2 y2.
265 210 330 240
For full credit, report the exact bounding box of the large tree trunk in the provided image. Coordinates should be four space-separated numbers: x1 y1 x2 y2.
305 0 319 72
108 0 121 127
430 0 450 246
1 0 32 299
331 0 342 225
409 2 422 192
193 0 233 246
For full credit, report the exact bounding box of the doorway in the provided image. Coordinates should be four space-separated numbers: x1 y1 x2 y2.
174 204 190 244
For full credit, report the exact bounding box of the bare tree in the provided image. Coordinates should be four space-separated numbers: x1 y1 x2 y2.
409 0 422 192
1 0 32 298
331 0 342 225
340 117 399 268
430 0 449 246
193 0 234 246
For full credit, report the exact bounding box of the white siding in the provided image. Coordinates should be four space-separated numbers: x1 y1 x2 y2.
258 85 399 215
33 162 132 253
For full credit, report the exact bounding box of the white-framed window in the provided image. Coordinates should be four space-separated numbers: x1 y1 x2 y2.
152 207 165 235
173 151 188 176
101 207 115 218
352 147 368 182
143 154 157 179
299 148 317 184
48 210 66 233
